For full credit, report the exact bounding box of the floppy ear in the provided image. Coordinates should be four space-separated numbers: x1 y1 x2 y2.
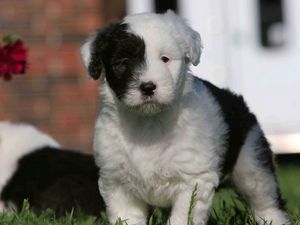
80 33 104 80
163 10 203 66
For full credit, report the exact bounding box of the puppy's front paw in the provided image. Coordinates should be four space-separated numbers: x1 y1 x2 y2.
108 210 147 225
112 217 147 225
169 215 205 225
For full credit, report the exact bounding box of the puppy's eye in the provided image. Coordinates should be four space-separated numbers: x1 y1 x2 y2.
160 56 170 63
112 58 129 78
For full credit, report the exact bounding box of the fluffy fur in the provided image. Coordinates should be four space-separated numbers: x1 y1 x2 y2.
0 121 60 205
0 121 104 217
81 11 289 225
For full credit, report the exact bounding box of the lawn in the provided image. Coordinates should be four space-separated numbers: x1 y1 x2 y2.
0 163 299 225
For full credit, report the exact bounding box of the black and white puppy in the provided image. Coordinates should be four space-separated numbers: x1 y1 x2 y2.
0 121 104 217
81 11 289 225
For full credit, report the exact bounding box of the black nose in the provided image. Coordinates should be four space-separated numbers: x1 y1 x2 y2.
140 81 156 96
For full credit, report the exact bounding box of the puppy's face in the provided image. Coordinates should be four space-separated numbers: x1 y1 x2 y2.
81 11 202 115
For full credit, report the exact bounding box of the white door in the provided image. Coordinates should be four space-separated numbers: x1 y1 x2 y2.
225 0 300 152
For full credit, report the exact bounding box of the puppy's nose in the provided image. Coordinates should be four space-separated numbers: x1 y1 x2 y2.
140 81 156 96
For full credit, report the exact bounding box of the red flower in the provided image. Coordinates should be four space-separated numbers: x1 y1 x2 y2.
0 38 28 81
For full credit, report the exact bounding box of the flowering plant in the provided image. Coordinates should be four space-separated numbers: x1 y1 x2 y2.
0 35 28 81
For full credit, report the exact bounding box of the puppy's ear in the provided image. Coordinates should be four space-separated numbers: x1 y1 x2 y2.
80 33 104 80
163 10 203 66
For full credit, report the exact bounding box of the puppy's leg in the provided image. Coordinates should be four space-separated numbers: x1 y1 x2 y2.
232 126 289 225
99 180 148 225
170 178 217 225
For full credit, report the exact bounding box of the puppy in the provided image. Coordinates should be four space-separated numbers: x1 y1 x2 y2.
81 11 289 225
0 121 104 217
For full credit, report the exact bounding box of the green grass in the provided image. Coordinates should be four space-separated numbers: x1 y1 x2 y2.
278 164 300 214
0 164 299 225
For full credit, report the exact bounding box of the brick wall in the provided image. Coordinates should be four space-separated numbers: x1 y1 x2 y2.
0 0 110 153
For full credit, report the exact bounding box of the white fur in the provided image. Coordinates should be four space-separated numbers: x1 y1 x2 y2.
0 121 60 211
95 75 227 225
83 11 289 225
124 10 203 66
80 33 96 69
0 201 5 213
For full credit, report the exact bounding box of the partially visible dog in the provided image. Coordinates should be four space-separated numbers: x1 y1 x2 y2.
81 10 289 225
0 121 104 217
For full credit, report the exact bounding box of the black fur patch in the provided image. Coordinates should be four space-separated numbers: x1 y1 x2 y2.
0 147 105 217
199 78 257 176
198 78 286 211
89 22 146 99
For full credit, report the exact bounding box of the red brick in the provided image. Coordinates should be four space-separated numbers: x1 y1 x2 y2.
0 0 126 152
